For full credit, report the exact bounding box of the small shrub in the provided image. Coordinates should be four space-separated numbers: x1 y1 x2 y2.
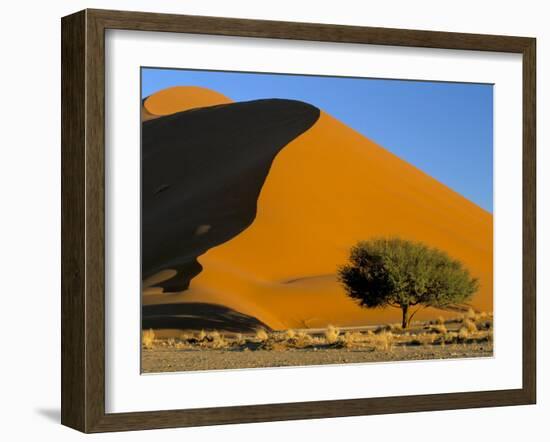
324 324 340 344
437 316 445 325
142 329 155 349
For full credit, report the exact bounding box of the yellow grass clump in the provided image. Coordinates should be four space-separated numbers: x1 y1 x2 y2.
339 331 363 348
324 325 340 344
255 328 269 342
142 329 155 349
389 323 403 332
285 329 296 340
477 311 489 320
234 333 244 345
465 307 477 321
462 317 478 333
431 324 447 334
295 330 312 347
372 331 393 351
458 327 471 341
207 330 229 349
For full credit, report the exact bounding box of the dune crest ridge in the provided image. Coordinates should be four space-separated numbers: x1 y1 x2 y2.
143 85 233 117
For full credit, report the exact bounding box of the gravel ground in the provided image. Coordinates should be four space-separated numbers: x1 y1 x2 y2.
142 342 493 373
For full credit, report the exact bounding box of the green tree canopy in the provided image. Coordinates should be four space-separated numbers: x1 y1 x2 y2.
338 238 479 328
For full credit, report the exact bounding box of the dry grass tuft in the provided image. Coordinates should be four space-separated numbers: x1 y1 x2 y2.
478 319 493 330
458 327 471 341
431 324 447 334
338 331 361 348
142 329 155 349
434 331 457 346
179 333 192 342
207 331 229 349
234 333 244 345
295 330 312 347
255 328 269 342
372 331 394 351
374 325 391 334
285 329 296 340
462 317 478 333
197 329 207 341
465 307 477 321
324 325 340 344
389 323 403 332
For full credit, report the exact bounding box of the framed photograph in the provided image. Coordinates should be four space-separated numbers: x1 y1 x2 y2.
61 9 536 433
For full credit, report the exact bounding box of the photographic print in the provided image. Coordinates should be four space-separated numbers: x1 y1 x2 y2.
140 68 494 373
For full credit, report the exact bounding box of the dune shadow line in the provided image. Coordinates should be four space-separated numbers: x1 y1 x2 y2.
142 302 271 333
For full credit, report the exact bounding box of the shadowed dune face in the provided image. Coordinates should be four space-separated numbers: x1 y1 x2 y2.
142 302 270 333
142 87 493 331
142 98 321 291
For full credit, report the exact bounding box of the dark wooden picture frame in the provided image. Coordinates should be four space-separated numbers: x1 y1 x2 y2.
61 8 536 433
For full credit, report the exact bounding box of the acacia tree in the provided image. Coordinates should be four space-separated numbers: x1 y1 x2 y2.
338 238 478 329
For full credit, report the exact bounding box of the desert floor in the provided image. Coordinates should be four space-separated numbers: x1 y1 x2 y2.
142 341 493 373
141 313 493 373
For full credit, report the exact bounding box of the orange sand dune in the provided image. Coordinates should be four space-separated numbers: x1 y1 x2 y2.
143 85 232 116
144 89 493 331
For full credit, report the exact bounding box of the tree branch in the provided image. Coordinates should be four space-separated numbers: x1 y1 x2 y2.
407 305 425 325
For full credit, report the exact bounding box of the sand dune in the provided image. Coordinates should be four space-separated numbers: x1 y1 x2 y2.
142 96 320 292
142 87 493 331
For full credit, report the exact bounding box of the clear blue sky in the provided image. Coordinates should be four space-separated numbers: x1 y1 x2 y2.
142 68 493 212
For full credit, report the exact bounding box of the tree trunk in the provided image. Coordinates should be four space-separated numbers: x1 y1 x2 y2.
402 304 409 329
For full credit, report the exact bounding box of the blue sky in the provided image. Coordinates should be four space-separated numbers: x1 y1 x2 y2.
142 68 493 212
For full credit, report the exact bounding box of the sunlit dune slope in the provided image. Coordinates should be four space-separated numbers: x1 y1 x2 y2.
143 88 493 331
